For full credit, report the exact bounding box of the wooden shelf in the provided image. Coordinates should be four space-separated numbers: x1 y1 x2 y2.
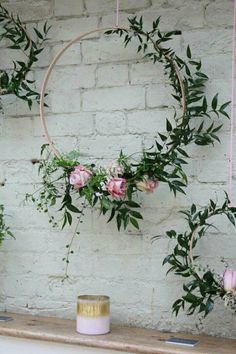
0 312 235 354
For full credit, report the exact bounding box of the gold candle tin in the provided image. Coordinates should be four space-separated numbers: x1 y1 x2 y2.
76 295 110 335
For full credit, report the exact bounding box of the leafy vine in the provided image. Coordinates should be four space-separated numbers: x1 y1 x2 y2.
156 195 236 317
27 16 230 274
0 4 50 110
0 4 50 245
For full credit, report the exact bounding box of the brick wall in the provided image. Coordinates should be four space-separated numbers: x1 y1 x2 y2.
0 0 235 338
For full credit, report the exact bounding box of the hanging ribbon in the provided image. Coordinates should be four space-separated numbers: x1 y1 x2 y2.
228 0 236 206
116 0 119 27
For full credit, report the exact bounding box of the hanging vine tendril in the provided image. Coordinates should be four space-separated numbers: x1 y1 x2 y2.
0 4 50 110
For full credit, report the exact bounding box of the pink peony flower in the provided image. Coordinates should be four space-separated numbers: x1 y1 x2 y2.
107 177 127 198
136 177 159 193
223 268 236 292
69 165 92 189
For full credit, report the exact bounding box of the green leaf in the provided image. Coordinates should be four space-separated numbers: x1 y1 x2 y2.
177 148 189 158
162 255 171 265
226 212 235 225
211 93 218 110
196 72 208 79
101 198 112 210
219 101 231 111
186 45 191 59
166 119 172 132
183 292 198 303
107 208 115 223
212 124 223 133
159 133 167 141
66 204 81 213
202 97 207 112
130 217 139 229
34 27 44 40
129 210 143 219
116 214 122 231
66 211 72 225
125 201 140 208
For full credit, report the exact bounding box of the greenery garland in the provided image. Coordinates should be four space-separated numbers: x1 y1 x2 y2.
27 16 230 276
157 195 236 317
0 4 50 110
0 4 50 243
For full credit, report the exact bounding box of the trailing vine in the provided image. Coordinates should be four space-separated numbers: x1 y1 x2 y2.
155 195 236 317
26 16 230 273
0 4 50 245
0 4 50 110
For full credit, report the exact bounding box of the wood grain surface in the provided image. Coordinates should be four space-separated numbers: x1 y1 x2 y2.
0 312 235 354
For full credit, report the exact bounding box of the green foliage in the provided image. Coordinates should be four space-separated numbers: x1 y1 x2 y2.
0 204 14 246
105 16 229 194
0 4 50 110
26 147 144 233
156 195 236 317
0 5 49 246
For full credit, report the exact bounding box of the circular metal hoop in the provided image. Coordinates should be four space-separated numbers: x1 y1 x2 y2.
40 27 131 159
39 26 186 159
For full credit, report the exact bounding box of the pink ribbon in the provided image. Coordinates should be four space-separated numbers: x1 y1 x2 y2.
116 0 119 27
228 0 236 206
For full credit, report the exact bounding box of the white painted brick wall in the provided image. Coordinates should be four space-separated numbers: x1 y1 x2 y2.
96 64 129 87
54 0 84 17
82 86 146 111
0 0 236 339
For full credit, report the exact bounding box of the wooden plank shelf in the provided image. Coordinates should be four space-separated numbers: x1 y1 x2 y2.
0 312 235 354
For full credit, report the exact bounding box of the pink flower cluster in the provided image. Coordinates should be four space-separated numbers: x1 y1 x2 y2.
69 165 127 198
70 166 159 199
223 269 236 293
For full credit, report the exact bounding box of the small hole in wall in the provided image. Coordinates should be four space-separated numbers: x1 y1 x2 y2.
31 159 40 165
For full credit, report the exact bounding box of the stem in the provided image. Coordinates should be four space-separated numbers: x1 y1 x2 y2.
28 176 64 197
188 226 199 265
63 201 87 279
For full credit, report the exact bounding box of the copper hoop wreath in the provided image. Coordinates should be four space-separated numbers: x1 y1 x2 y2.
39 26 186 159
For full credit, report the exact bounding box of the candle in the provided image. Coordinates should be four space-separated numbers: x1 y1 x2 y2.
76 295 110 335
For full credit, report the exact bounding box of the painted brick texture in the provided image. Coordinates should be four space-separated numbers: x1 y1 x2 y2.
0 0 235 338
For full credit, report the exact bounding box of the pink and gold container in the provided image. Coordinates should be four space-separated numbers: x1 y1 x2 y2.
76 295 110 335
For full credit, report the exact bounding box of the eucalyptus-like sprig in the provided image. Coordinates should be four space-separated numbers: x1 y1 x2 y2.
0 204 14 246
156 195 236 317
0 4 50 110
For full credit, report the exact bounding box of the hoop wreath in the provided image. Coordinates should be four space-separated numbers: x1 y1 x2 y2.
27 16 230 279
